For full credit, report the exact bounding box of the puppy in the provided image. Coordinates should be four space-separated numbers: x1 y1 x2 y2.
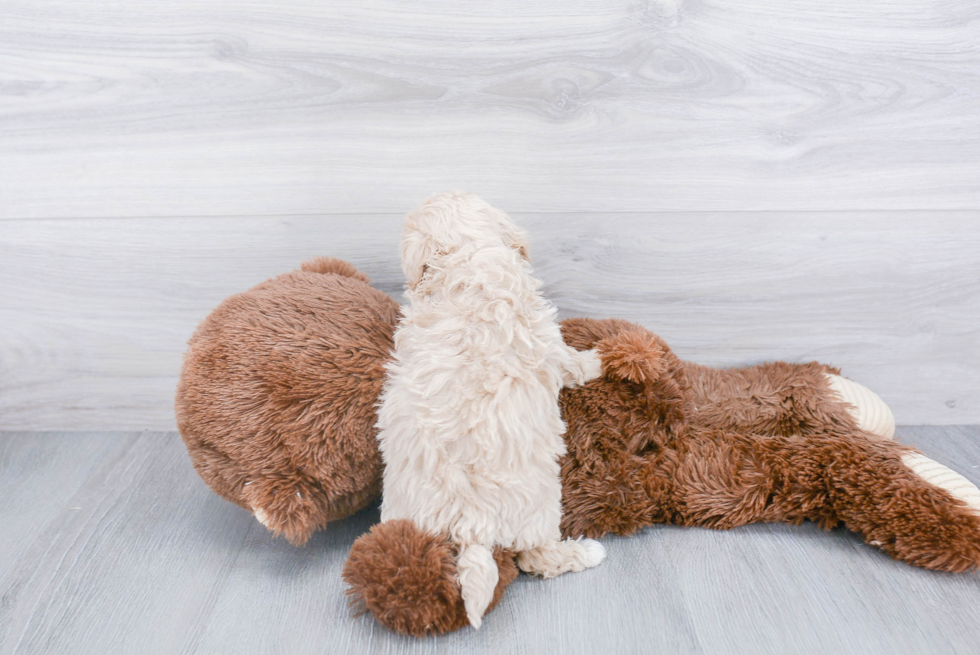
376 192 606 629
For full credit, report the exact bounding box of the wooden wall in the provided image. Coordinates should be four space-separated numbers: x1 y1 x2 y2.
1 0 978 429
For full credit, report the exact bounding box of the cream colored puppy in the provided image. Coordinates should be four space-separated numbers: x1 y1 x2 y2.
377 192 606 629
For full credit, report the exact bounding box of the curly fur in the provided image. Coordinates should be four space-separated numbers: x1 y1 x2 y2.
376 193 605 628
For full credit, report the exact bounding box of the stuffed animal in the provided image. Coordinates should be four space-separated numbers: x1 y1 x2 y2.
176 257 399 545
176 258 980 637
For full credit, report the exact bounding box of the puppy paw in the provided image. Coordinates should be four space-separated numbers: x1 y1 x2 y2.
577 538 607 569
826 374 895 439
563 349 603 388
516 537 606 577
579 349 603 383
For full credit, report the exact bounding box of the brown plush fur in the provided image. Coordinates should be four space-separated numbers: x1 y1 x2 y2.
343 520 518 637
686 360 863 438
557 319 980 571
175 257 399 545
177 259 980 636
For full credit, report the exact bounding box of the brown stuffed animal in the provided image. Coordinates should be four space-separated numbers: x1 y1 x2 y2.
176 257 399 545
176 258 980 637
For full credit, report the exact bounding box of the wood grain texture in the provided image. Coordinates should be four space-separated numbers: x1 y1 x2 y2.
1 427 979 654
1 213 977 430
1 0 979 218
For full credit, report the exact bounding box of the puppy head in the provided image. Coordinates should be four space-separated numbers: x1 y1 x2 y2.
401 192 530 290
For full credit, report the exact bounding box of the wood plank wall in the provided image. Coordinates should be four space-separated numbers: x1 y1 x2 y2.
1 0 978 429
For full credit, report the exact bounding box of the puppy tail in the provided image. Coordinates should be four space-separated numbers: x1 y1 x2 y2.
456 543 498 629
299 257 371 283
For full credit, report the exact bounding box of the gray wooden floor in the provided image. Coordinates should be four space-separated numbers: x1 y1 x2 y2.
2 426 979 655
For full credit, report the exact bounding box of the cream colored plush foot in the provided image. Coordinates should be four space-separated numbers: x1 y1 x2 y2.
901 453 980 514
826 374 896 440
253 507 272 528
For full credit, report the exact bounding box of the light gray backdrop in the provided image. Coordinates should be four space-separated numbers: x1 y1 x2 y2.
1 0 978 429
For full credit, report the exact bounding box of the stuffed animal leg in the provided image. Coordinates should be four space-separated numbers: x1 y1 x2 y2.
658 430 980 572
561 319 979 571
685 361 895 440
560 317 895 441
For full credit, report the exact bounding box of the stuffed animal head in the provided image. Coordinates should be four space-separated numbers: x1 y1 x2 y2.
401 192 530 291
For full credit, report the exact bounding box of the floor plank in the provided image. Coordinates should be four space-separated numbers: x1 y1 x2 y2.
1 0 978 218
1 427 979 654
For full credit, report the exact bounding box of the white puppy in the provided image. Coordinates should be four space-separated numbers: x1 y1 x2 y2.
377 192 607 629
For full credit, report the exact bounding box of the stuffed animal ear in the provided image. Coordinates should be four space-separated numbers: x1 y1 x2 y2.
299 257 371 283
596 329 668 384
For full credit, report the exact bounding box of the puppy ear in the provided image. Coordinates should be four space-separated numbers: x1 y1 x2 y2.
514 236 530 262
493 210 531 262
596 329 668 384
400 226 437 289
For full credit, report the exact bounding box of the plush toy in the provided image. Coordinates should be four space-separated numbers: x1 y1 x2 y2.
176 258 980 637
176 257 399 545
